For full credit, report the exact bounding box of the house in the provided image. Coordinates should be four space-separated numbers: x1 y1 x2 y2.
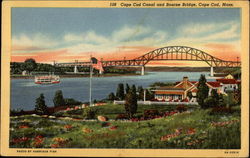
22 70 28 76
216 78 239 93
152 76 233 102
224 74 234 79
152 77 198 102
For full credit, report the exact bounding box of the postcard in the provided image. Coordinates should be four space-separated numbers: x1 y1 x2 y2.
1 0 249 157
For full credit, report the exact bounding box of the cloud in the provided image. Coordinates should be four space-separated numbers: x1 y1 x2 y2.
11 20 241 63
176 21 240 44
12 33 59 52
111 25 151 42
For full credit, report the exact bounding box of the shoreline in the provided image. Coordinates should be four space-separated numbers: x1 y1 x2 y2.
10 73 141 79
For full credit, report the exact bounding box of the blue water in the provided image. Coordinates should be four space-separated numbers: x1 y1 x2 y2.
11 71 211 110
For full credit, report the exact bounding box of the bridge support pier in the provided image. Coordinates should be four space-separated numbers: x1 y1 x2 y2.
210 66 214 77
74 65 78 73
99 69 103 74
141 66 145 75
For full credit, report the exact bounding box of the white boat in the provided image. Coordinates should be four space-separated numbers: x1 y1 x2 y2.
34 75 60 84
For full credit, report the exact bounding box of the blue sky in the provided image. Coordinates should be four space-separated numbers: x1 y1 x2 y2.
11 8 241 64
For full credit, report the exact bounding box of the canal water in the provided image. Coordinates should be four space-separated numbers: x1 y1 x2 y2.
11 71 211 110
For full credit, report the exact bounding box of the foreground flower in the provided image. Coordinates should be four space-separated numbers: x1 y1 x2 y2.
83 127 93 133
19 125 29 129
211 120 239 127
51 143 60 148
12 137 29 144
109 126 118 130
186 139 202 146
64 125 73 130
51 137 71 148
187 128 196 135
32 135 44 148
160 129 182 141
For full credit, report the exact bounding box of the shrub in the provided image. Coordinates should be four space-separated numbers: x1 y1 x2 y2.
115 114 128 120
66 109 82 115
64 98 82 106
143 109 159 119
176 105 187 113
210 106 232 115
82 107 97 119
51 111 64 117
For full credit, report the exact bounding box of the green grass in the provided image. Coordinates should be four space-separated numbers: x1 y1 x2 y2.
55 103 199 119
10 106 240 149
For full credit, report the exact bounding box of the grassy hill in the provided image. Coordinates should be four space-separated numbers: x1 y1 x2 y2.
10 105 240 149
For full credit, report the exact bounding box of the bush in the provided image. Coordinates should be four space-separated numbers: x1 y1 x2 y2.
143 109 159 119
176 105 187 113
64 98 82 106
66 109 82 115
115 114 128 120
210 106 232 115
52 111 64 117
204 97 218 108
82 107 97 119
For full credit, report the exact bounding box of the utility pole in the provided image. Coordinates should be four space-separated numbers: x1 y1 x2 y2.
144 89 146 103
89 55 93 107
237 57 240 80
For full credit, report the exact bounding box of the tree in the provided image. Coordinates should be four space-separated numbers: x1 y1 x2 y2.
146 89 154 100
137 86 144 100
211 89 220 105
124 86 138 118
35 93 48 115
197 74 209 108
234 83 241 105
204 90 220 108
116 83 125 100
82 107 97 119
53 90 65 107
24 58 37 74
125 83 130 94
108 92 116 101
219 94 226 107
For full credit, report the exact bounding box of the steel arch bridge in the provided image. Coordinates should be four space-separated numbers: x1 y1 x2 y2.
55 46 241 68
101 46 240 67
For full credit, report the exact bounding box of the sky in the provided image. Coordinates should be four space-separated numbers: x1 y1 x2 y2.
11 8 241 66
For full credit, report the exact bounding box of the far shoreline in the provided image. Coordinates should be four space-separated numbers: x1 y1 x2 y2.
10 66 235 79
10 73 141 79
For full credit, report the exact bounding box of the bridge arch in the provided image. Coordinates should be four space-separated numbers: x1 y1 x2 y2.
134 46 240 67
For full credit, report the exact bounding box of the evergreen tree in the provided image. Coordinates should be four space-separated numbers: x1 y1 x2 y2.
211 89 220 105
137 86 144 100
53 90 65 107
124 86 138 118
234 83 241 105
197 74 209 108
116 83 125 100
35 93 48 115
146 89 154 100
125 83 130 94
219 94 225 107
131 85 138 115
108 92 116 101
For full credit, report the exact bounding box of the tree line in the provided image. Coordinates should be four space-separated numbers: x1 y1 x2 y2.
11 58 136 75
34 90 82 115
108 83 154 101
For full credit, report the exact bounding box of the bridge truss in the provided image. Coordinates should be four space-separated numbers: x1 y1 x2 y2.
55 46 241 68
